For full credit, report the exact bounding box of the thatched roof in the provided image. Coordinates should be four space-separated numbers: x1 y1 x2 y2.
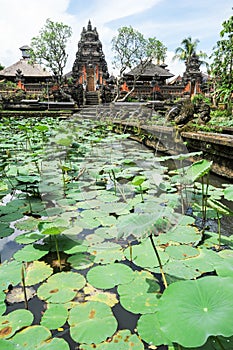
124 61 174 79
0 59 51 78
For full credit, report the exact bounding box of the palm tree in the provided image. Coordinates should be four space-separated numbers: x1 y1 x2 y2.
173 36 207 65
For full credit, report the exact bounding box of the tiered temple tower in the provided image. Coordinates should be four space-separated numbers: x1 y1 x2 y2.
72 20 109 92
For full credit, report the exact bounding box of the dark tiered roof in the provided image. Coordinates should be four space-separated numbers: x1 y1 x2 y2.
124 61 174 80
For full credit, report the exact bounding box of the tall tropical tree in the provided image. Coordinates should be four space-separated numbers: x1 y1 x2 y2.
210 15 233 110
173 36 207 65
112 26 167 100
30 19 72 84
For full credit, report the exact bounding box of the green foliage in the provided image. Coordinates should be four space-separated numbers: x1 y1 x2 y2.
173 36 208 66
30 18 72 83
210 15 233 109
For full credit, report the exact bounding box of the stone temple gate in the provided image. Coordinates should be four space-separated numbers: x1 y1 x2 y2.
72 20 109 93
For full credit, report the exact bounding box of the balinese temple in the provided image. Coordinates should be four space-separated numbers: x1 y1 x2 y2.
182 52 203 96
72 20 109 95
122 61 174 100
0 46 51 89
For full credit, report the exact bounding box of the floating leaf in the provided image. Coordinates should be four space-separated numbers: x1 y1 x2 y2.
137 313 171 346
80 329 144 349
68 301 117 344
40 304 68 329
13 244 48 262
88 242 124 264
15 232 44 244
6 287 36 304
0 260 22 289
11 325 69 350
0 291 6 316
67 253 94 270
25 261 53 286
224 185 233 201
165 245 199 260
0 309 33 339
124 239 169 268
84 284 118 307
87 263 134 289
118 270 160 314
157 276 233 347
37 271 86 303
0 223 14 238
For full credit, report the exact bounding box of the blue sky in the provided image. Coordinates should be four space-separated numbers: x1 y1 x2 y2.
0 0 232 77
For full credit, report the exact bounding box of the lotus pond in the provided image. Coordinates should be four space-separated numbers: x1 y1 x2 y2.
0 115 233 350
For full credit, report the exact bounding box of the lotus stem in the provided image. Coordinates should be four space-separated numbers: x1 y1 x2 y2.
217 211 221 249
21 264 28 310
149 234 168 289
215 336 226 350
54 235 62 271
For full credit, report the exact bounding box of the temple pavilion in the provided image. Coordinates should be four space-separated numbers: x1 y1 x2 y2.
72 20 109 104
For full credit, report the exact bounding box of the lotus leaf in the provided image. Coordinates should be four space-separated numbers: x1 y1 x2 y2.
67 252 95 270
37 271 86 303
224 185 233 201
25 261 53 286
124 239 169 268
80 329 144 349
0 339 17 350
88 242 124 264
186 159 213 183
6 286 36 303
84 284 118 307
87 263 134 289
68 301 117 344
11 324 69 349
137 313 171 346
0 222 14 238
165 245 199 260
157 276 233 347
14 217 40 231
0 291 6 316
158 225 201 244
0 309 33 339
0 260 22 289
40 304 68 329
13 244 48 262
118 270 160 314
163 259 201 279
15 232 44 244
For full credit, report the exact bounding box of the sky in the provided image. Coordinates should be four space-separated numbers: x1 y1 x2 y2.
0 0 232 78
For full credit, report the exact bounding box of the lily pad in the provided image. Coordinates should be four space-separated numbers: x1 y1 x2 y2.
124 239 169 268
67 253 95 270
137 313 171 346
68 301 118 344
0 260 22 289
88 242 124 264
6 287 36 304
118 270 160 314
40 304 68 329
37 271 86 303
80 329 144 349
15 232 44 244
165 245 200 260
25 261 53 286
84 284 118 307
0 223 14 238
11 325 69 350
0 291 6 316
87 263 134 289
13 244 48 262
0 309 33 339
157 276 233 347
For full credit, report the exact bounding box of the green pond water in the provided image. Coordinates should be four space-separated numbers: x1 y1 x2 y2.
0 115 233 350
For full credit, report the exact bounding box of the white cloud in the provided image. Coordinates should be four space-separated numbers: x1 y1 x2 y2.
0 0 74 67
